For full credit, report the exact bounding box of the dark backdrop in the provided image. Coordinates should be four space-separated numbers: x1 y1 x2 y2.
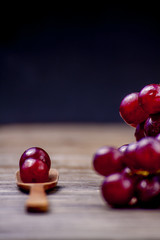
0 3 160 124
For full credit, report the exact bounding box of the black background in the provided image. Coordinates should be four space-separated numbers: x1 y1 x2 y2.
0 2 160 124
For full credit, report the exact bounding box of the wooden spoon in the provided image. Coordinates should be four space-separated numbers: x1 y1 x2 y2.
16 168 59 212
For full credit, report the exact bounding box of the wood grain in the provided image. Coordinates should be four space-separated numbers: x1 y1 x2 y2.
0 123 160 240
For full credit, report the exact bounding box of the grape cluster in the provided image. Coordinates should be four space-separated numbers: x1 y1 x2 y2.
93 84 160 208
19 147 51 183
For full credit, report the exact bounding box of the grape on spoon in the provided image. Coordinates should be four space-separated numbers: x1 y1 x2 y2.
17 147 59 212
16 168 59 212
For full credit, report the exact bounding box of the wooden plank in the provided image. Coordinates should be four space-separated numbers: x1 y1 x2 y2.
1 123 160 240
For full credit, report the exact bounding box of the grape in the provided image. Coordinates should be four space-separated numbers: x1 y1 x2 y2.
139 83 160 115
101 173 134 207
135 122 146 141
136 176 160 207
135 137 160 173
144 113 160 137
93 146 124 176
20 158 49 183
19 147 51 169
119 92 148 127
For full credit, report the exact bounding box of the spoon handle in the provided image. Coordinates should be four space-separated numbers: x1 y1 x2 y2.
26 184 49 212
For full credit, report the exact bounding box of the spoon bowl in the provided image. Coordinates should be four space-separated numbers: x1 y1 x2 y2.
16 168 59 212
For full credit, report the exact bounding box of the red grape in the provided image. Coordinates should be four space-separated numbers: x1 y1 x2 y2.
144 113 160 137
136 176 160 207
135 137 160 173
134 122 146 141
119 92 148 127
101 173 134 207
93 146 124 176
19 147 51 169
139 83 160 115
20 158 49 183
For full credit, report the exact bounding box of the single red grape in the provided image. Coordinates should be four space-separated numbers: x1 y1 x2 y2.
134 122 146 141
119 92 148 127
138 83 160 115
93 146 124 176
20 158 49 183
144 113 160 137
19 147 51 169
136 176 160 207
135 137 160 173
101 173 135 207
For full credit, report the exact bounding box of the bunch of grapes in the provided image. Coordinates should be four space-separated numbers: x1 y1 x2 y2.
93 84 160 208
19 147 51 183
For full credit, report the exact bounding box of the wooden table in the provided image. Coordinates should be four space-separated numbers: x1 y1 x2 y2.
0 123 160 240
